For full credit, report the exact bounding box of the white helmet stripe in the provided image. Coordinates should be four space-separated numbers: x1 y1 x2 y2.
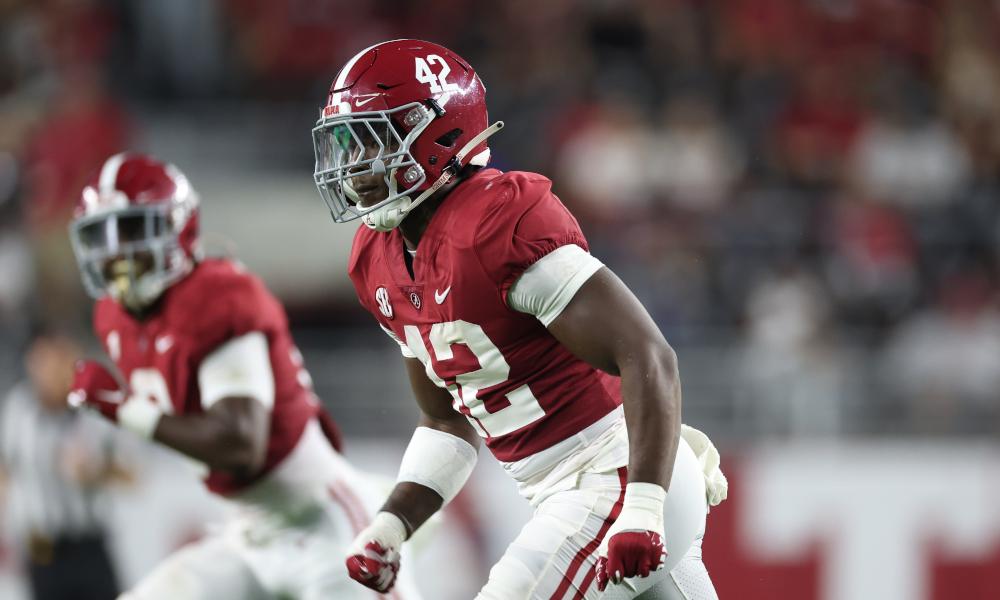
99 153 128 197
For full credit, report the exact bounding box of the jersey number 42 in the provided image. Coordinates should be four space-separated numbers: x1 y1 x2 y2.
404 321 545 438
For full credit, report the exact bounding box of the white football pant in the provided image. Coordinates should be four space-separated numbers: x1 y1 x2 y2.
476 437 719 600
118 420 423 600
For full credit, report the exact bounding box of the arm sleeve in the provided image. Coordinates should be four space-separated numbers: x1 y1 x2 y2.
381 324 416 359
198 332 275 410
507 244 605 326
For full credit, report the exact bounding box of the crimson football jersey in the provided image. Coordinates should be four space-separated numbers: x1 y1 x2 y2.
349 169 623 463
93 258 321 495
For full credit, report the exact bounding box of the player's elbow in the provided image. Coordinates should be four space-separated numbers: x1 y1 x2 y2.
620 340 681 394
648 341 680 392
658 343 681 403
657 342 679 381
216 427 268 477
209 397 270 478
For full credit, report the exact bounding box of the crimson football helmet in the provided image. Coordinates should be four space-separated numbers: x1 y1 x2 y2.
313 39 503 231
69 153 200 310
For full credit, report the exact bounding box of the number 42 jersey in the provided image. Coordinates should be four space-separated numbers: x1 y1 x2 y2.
349 169 623 471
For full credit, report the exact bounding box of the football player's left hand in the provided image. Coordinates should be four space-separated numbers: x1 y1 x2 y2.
68 360 165 439
595 482 668 591
67 360 126 422
345 511 407 593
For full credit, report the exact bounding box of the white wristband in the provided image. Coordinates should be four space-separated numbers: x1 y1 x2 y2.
621 482 667 529
118 397 165 438
346 511 408 557
397 427 478 505
599 482 666 556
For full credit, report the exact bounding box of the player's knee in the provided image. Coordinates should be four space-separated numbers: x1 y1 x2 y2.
477 553 538 600
125 572 202 600
123 550 215 600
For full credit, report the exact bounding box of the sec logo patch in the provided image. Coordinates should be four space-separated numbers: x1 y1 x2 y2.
410 292 421 310
375 286 393 319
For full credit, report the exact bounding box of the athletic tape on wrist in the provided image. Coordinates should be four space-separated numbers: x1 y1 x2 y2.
625 482 667 506
397 427 477 505
118 397 165 438
346 511 408 557
602 482 667 555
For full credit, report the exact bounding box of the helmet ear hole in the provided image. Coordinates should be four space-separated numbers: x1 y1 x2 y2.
435 129 463 148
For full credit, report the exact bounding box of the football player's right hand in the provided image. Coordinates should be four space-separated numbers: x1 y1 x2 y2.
345 511 407 593
595 482 668 591
68 360 125 422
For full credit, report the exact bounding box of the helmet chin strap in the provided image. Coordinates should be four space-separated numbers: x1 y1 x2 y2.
363 121 505 232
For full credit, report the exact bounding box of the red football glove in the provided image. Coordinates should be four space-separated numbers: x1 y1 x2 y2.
345 512 407 594
68 361 164 438
67 360 126 422
595 483 668 591
596 531 667 591
346 540 401 593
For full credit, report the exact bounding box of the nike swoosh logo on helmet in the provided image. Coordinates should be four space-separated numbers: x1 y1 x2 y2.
355 96 380 106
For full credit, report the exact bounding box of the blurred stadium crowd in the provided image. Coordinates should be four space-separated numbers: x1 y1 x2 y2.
2 0 1000 449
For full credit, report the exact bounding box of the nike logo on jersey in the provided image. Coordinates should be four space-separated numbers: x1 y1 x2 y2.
435 287 451 304
155 334 175 354
355 96 379 106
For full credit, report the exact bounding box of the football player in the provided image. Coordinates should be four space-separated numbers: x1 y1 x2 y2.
312 40 728 599
67 153 424 600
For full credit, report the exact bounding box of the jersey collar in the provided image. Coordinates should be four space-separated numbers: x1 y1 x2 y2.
381 169 498 286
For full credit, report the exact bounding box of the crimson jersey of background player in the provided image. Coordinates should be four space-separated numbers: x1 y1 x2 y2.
92 257 319 494
350 169 622 464
66 153 424 600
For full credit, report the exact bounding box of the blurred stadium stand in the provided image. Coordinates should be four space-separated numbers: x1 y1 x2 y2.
1 1 1000 599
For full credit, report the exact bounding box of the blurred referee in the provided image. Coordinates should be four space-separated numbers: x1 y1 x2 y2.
0 330 125 600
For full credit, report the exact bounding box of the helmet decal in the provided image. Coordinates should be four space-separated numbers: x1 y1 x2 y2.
414 55 460 94
98 153 128 196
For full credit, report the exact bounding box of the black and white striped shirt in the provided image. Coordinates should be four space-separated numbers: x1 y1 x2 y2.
0 383 119 545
